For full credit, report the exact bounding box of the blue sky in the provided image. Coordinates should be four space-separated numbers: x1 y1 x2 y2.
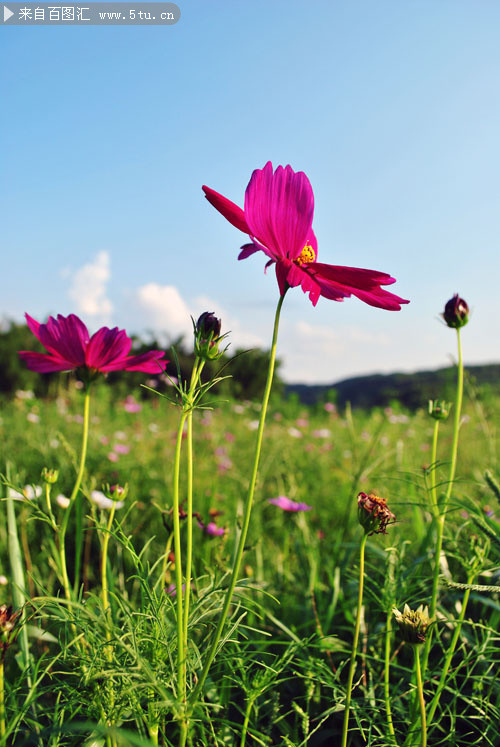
2 0 499 382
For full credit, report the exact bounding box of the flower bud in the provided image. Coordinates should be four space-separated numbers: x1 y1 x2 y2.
104 483 129 502
392 603 432 644
357 492 395 535
41 467 59 484
428 399 452 421
196 312 221 340
443 294 469 329
194 312 225 360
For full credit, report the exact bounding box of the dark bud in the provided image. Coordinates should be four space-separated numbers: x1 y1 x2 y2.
194 312 225 361
443 294 469 329
196 312 221 340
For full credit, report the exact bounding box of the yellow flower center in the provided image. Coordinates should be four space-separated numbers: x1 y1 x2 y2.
295 242 316 266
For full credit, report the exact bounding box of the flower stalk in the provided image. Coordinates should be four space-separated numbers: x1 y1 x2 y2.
190 292 286 708
422 326 464 678
340 532 368 747
58 384 91 604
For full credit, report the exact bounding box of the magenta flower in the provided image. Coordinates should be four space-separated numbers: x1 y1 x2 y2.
18 313 167 375
198 519 226 536
203 162 409 309
268 496 312 512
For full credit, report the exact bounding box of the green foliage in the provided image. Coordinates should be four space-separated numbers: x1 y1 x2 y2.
0 383 499 744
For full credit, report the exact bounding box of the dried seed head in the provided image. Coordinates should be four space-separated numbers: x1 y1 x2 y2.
357 492 396 535
392 603 432 644
0 605 20 657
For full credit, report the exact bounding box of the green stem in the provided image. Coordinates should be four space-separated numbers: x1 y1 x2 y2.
59 385 91 603
426 578 473 724
0 659 5 740
44 483 57 531
183 360 205 653
240 695 256 747
384 607 397 746
413 646 427 747
429 420 440 515
101 501 117 651
172 409 188 715
340 532 368 747
190 292 286 705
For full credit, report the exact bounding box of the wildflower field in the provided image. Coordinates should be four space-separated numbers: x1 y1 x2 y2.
1 164 499 746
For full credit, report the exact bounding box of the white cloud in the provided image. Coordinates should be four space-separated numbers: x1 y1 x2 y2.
133 283 194 341
67 251 112 321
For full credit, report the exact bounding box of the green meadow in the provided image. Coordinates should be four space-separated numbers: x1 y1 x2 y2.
0 360 499 746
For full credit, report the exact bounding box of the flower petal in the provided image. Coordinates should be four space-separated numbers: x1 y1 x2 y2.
202 186 250 234
37 314 88 366
275 259 292 296
238 243 261 260
86 327 131 369
244 162 314 261
309 263 409 310
102 350 168 373
18 351 77 373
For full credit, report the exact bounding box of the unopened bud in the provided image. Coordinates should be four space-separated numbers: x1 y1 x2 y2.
428 399 452 421
194 312 225 361
104 483 129 502
357 492 395 535
41 467 59 484
443 294 469 329
392 604 432 644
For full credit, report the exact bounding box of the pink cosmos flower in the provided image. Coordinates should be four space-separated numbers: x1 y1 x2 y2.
198 519 226 536
203 162 409 309
18 313 167 375
123 395 142 413
268 496 312 512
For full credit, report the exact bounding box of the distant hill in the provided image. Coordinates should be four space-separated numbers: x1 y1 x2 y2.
285 364 500 410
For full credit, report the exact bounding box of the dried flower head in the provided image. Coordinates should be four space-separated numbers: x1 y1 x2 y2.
392 603 432 644
442 294 469 329
0 605 20 659
357 492 395 535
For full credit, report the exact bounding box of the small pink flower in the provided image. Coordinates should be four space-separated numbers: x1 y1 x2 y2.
268 496 312 512
123 396 142 413
198 519 226 536
107 452 119 462
224 432 235 442
114 443 130 455
100 436 109 445
324 402 336 413
296 418 309 427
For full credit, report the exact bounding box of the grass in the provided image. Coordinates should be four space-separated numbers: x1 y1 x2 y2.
0 375 499 746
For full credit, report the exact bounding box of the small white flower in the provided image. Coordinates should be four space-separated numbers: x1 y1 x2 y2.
89 490 124 510
24 485 43 500
27 412 39 424
248 420 259 430
16 389 34 400
0 575 8 586
56 494 70 509
8 488 25 501
287 427 303 439
50 439 60 449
